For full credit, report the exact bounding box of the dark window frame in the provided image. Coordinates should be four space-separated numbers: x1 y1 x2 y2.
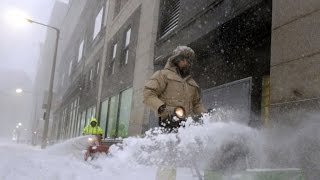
93 3 106 41
121 26 132 65
96 60 100 75
110 42 118 75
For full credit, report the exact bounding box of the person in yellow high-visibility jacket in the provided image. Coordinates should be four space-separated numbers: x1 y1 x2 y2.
82 118 103 135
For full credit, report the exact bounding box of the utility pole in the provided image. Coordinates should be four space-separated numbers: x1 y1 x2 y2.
25 18 61 149
41 28 60 149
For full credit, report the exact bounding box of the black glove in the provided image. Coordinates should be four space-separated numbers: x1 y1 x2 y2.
158 105 174 120
158 104 167 114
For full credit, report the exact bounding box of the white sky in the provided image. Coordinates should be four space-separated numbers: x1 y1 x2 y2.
0 0 59 81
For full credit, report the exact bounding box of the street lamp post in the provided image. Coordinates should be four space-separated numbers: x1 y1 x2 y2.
26 18 60 149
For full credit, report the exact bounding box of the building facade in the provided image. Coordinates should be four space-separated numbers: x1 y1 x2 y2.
46 0 160 141
98 0 161 138
33 1 319 178
42 0 272 141
153 0 272 127
53 0 107 140
39 0 319 142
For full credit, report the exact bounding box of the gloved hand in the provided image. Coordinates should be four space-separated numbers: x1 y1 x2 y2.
158 105 175 120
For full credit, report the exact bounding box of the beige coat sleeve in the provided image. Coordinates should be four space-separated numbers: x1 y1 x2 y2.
143 70 167 114
192 88 206 115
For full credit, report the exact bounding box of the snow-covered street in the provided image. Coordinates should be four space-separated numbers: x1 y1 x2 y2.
1 114 319 180
0 138 158 180
0 116 253 180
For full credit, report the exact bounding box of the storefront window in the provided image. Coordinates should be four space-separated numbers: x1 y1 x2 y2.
69 102 74 138
100 99 109 138
76 112 81 136
92 106 96 118
72 98 78 137
118 88 133 137
75 98 80 136
80 111 86 134
86 107 93 123
62 108 67 139
107 95 119 138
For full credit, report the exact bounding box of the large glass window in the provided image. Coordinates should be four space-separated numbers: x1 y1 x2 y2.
76 98 80 136
68 61 73 76
72 100 77 137
125 28 131 47
92 106 96 118
68 102 74 138
78 40 84 62
86 107 93 124
76 111 81 136
93 8 103 40
64 108 68 139
107 95 119 138
124 50 129 64
112 43 117 59
100 99 109 138
80 111 86 134
61 108 66 139
118 88 133 137
112 43 117 74
70 102 75 138
57 111 63 140
89 68 93 81
72 98 79 137
124 28 131 65
96 61 100 75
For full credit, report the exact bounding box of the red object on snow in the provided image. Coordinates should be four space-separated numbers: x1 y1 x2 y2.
84 144 109 161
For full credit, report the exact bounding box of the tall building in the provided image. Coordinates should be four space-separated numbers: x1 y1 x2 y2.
52 0 107 140
49 0 160 141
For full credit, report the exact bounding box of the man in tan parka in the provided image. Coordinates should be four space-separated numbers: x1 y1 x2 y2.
144 46 206 126
144 46 206 180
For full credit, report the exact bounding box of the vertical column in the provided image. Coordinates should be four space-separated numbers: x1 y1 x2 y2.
128 0 161 135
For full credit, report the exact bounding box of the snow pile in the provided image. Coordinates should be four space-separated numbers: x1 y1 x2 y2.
107 120 255 168
0 112 319 180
